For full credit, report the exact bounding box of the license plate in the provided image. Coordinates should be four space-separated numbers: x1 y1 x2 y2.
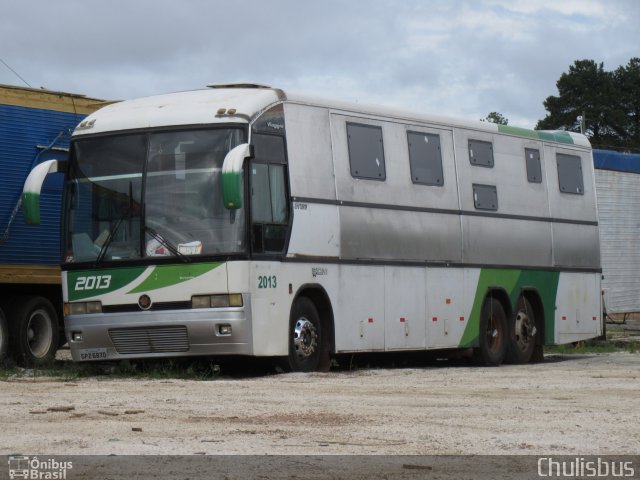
78 348 108 361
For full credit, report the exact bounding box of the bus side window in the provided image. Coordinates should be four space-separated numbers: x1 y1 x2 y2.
525 148 542 183
473 183 498 211
557 153 584 195
407 131 444 186
347 122 386 180
250 133 289 254
469 139 494 167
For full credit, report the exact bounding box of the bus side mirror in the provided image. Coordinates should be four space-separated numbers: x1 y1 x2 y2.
22 159 62 225
221 143 252 210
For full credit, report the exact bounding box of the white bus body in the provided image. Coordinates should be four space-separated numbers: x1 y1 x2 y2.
23 84 602 370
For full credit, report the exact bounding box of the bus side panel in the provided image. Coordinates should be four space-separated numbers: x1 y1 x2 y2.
339 207 462 263
453 128 555 268
329 114 462 264
544 145 600 270
249 261 289 356
287 202 340 258
426 268 468 349
335 265 385 352
283 103 337 201
461 216 552 267
384 266 426 351
555 272 602 343
551 223 601 269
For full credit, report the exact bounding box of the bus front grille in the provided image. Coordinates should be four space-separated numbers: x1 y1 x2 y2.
102 301 192 313
108 326 190 355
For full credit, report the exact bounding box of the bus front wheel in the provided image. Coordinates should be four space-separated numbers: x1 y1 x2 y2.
287 297 329 372
473 297 507 366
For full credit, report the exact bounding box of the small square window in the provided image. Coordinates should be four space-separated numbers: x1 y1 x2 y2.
252 133 286 164
347 123 386 180
525 148 542 183
407 131 444 186
469 139 494 167
473 184 498 211
557 153 584 195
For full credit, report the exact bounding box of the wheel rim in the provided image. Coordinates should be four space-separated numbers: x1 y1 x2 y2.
27 308 53 359
514 309 536 353
293 317 317 359
486 311 503 353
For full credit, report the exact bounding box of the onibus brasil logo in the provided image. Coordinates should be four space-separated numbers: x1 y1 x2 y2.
8 456 73 479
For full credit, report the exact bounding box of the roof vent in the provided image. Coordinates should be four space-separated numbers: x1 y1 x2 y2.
206 82 271 89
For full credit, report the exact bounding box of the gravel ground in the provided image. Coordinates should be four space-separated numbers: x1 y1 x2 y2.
1 353 639 456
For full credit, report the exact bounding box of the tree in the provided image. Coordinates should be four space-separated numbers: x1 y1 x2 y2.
537 58 640 151
615 58 640 150
482 112 509 125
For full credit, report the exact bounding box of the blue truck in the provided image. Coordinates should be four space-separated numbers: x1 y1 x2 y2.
0 84 107 365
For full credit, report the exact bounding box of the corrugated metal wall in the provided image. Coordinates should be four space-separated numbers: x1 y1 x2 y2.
0 103 86 265
596 168 640 314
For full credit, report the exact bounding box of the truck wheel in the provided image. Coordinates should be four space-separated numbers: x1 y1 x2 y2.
0 308 8 363
505 297 537 364
287 297 330 372
473 297 507 366
10 296 59 367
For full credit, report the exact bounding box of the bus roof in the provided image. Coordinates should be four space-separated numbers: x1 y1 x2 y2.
73 84 590 147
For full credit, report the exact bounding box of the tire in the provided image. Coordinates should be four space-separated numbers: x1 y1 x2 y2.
9 296 59 367
0 307 8 363
505 297 538 364
473 297 507 366
286 297 330 372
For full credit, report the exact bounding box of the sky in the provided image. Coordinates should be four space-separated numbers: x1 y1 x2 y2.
0 0 638 129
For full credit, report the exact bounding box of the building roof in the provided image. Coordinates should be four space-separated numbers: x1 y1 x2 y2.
0 83 112 115
593 149 640 174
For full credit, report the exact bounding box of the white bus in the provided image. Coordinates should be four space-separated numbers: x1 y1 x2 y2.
23 83 602 371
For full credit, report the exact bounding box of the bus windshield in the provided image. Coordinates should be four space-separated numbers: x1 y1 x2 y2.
64 128 246 263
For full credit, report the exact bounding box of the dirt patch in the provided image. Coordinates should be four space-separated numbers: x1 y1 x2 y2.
1 353 639 455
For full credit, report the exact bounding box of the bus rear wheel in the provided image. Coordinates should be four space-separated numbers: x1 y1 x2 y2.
473 297 507 366
287 297 329 372
10 296 59 367
505 297 537 364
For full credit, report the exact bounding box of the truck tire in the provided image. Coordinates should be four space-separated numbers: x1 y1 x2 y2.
0 307 8 363
10 296 59 367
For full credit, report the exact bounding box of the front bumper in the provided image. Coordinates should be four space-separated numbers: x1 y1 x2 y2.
65 302 253 361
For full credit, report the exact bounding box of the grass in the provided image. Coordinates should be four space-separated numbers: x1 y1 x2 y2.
544 339 640 355
0 357 223 382
1 337 638 381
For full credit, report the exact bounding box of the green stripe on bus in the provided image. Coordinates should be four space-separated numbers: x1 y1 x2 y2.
460 269 560 348
497 125 575 145
68 266 148 301
128 262 223 293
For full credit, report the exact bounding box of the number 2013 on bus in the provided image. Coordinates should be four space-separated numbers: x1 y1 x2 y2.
74 275 112 291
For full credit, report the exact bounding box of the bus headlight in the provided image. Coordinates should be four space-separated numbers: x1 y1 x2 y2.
65 301 102 315
191 294 243 309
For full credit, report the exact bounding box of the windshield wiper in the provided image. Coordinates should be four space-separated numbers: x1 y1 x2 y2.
95 209 129 266
144 226 191 263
